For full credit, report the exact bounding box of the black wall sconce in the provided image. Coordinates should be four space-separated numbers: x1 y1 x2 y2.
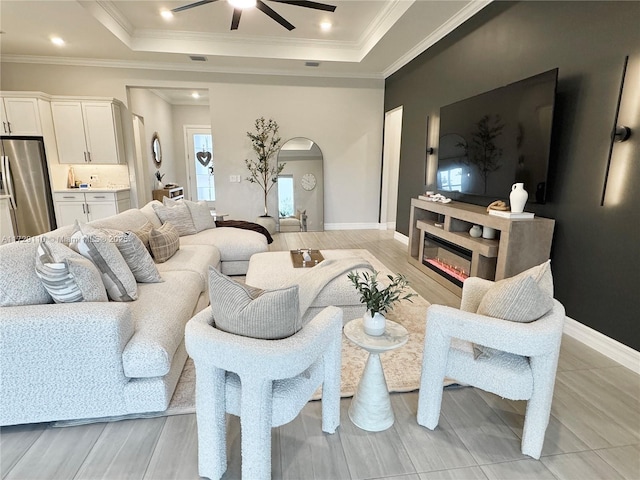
614 125 631 142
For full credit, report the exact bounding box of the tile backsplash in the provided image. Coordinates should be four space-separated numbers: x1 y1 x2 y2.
50 164 131 190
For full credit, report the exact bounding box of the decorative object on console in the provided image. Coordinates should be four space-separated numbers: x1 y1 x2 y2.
154 170 165 190
489 210 535 219
418 193 452 203
510 182 528 213
482 226 496 239
347 270 416 336
469 225 482 238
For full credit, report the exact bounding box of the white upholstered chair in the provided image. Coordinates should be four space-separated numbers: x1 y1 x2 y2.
185 305 343 480
417 277 565 459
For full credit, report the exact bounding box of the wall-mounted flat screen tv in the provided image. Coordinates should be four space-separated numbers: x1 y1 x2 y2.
436 68 558 207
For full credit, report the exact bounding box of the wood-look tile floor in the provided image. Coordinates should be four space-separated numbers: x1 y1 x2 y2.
2 230 638 480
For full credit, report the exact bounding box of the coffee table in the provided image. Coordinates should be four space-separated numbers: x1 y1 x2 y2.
343 318 409 431
245 250 372 323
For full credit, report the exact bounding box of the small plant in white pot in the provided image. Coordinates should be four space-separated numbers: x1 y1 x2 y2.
347 270 416 336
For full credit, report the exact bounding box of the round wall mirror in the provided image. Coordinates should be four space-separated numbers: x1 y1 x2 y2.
151 132 162 167
277 137 324 232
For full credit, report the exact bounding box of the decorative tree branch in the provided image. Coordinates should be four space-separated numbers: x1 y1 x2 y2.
244 117 285 216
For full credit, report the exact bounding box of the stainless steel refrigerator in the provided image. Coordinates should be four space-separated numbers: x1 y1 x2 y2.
0 137 56 239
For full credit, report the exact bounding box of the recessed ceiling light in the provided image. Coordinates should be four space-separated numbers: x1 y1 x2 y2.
320 21 332 32
192 92 200 99
50 37 65 46
228 0 257 9
160 9 173 20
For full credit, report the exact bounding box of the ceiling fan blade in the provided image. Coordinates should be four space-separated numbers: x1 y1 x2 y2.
171 0 220 13
231 8 242 30
270 0 336 12
256 0 295 31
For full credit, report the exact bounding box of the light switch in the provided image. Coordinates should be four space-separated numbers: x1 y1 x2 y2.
229 175 241 183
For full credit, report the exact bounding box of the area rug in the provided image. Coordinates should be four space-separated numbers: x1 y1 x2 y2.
54 249 449 427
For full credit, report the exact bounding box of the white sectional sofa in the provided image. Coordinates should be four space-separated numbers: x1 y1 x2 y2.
0 201 269 426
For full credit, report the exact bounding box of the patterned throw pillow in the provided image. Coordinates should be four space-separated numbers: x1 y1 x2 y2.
0 241 53 306
34 239 108 303
208 267 300 339
152 203 197 236
163 197 215 232
112 231 163 283
149 222 180 263
132 222 154 251
70 222 138 302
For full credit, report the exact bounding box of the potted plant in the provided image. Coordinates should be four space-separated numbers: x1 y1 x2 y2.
347 270 417 336
245 118 285 227
154 170 165 189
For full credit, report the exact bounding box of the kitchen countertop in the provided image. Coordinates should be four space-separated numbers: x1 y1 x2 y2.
54 187 130 193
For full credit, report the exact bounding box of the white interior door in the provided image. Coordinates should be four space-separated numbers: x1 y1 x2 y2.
184 126 214 205
380 106 403 230
130 114 149 208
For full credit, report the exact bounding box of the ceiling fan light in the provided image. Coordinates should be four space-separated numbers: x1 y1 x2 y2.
228 0 256 9
160 9 174 20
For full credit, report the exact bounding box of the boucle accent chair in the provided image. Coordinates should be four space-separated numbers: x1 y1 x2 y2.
185 305 343 480
417 276 566 459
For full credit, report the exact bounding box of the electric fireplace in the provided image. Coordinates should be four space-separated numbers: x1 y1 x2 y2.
422 233 472 287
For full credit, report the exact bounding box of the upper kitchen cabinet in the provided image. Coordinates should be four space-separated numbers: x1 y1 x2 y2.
51 100 125 164
0 97 42 136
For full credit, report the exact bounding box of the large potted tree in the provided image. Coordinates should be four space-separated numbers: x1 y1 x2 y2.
245 117 284 234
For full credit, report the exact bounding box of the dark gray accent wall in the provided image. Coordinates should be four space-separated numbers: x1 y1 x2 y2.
386 1 640 351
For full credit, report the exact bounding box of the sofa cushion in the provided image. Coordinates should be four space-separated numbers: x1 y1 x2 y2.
70 223 138 302
208 267 300 340
123 270 203 378
164 197 215 232
0 241 53 306
139 200 163 228
112 231 163 283
511 259 554 297
131 222 154 251
155 244 220 292
152 203 197 236
149 222 180 263
179 227 268 261
35 239 108 303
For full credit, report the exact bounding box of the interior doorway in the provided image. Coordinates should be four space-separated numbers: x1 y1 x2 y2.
380 106 403 230
184 126 214 206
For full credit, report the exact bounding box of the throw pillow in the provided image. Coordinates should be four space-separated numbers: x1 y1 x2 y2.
163 197 215 232
152 203 197 236
112 231 163 283
70 222 138 302
511 259 554 297
132 222 154 251
0 241 53 306
149 222 180 263
35 239 108 303
477 274 554 323
208 267 300 339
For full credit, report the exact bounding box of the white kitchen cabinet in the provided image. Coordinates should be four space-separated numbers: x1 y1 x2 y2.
0 97 42 136
54 190 130 227
51 100 124 164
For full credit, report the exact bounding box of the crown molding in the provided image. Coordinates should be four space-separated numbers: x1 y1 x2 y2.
358 0 415 62
383 0 493 78
0 54 384 81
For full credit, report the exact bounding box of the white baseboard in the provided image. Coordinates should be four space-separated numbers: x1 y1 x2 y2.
378 221 396 231
563 317 640 374
394 231 409 245
324 222 381 230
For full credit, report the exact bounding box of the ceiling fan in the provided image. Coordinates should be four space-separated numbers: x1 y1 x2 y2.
171 0 337 31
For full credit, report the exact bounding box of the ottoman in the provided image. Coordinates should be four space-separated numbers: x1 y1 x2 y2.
245 250 372 323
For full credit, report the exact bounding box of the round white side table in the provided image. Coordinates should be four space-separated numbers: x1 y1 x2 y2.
343 318 409 432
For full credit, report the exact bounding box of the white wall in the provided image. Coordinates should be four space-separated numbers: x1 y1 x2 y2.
1 62 384 224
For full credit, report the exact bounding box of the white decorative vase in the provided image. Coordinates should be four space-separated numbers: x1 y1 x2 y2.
363 311 386 336
469 225 482 238
510 183 528 213
482 226 496 239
